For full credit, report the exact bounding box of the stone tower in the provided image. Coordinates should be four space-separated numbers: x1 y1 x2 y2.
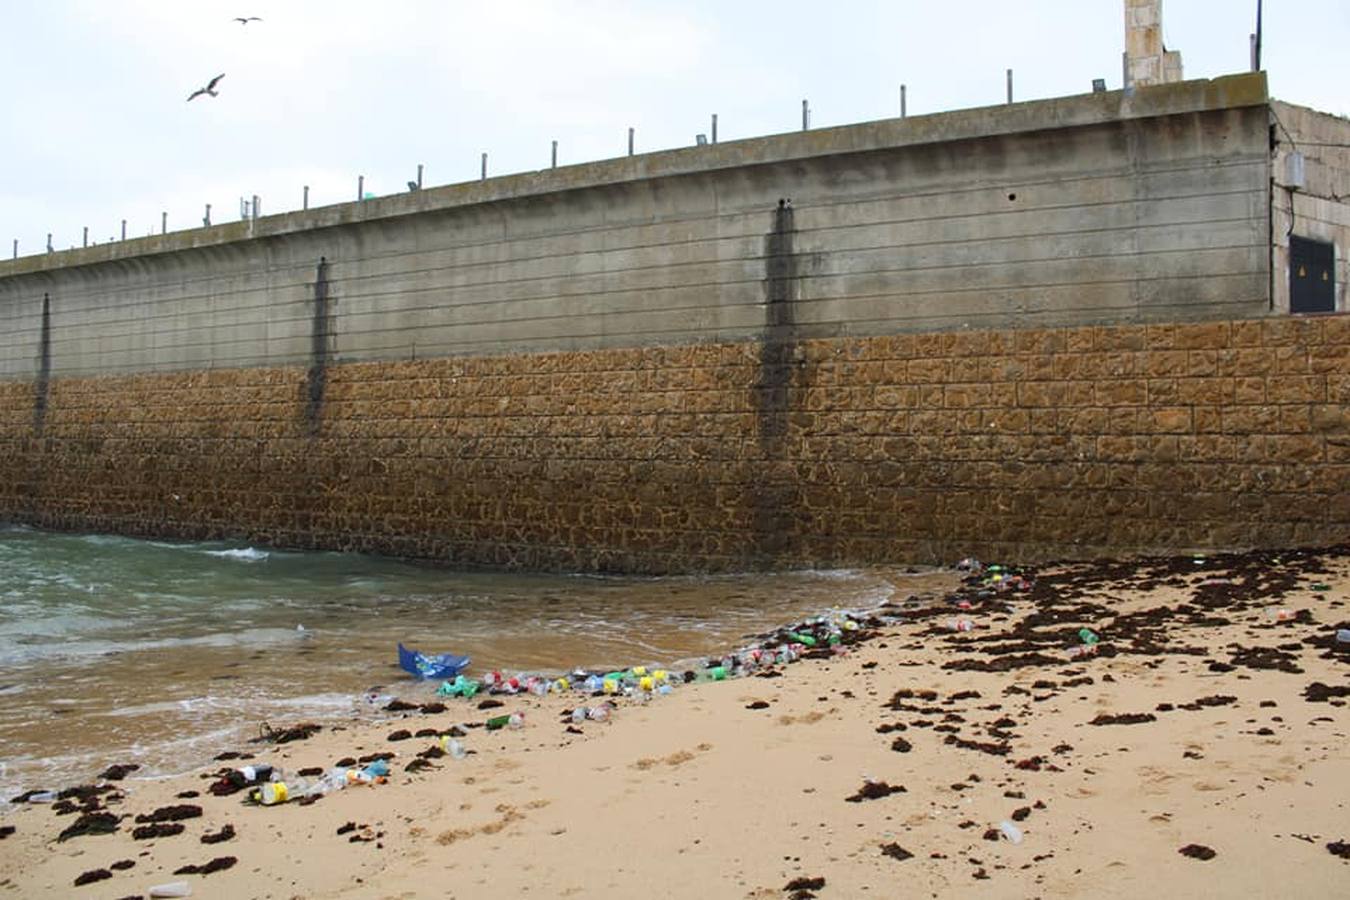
1124 0 1184 87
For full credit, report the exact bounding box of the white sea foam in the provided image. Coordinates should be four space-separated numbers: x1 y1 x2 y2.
204 547 270 562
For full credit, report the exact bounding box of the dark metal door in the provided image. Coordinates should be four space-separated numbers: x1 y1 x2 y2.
1290 236 1335 314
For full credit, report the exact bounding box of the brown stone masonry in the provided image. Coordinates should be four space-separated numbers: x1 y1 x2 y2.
1 316 1347 573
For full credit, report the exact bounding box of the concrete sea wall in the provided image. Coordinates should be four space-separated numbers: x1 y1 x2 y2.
2 72 1346 571
2 316 1346 573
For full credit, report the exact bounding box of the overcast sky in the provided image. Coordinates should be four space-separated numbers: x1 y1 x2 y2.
3 0 1347 258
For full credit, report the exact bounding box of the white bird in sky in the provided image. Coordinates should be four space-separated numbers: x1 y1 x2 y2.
233 16 262 25
187 73 225 102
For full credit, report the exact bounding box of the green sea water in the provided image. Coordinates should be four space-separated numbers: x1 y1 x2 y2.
0 525 934 797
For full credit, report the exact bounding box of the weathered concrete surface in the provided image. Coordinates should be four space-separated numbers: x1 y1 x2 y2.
0 74 1271 381
1271 101 1350 314
1125 0 1184 87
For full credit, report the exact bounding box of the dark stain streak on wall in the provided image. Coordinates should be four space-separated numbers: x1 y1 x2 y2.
303 257 332 435
753 199 802 559
32 293 50 435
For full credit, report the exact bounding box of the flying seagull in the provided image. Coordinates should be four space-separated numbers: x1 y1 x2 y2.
187 73 225 102
233 16 262 24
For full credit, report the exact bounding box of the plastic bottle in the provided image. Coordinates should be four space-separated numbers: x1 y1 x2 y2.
999 820 1024 844
148 882 192 898
485 712 524 730
1337 629 1350 644
25 791 57 803
947 619 975 632
440 737 467 760
707 666 727 681
1078 628 1099 645
570 707 587 724
255 781 290 805
316 768 350 793
1266 607 1295 622
586 704 612 722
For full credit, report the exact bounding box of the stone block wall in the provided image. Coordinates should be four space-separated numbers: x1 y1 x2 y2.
2 316 1346 573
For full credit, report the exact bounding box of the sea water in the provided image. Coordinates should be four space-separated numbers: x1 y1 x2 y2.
0 524 947 795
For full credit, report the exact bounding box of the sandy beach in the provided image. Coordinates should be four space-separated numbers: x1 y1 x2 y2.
1 546 1347 899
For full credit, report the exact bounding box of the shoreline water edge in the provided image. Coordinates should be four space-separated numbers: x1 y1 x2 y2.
1 545 1347 898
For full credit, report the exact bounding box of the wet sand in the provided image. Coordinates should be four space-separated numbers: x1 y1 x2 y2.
2 546 1347 899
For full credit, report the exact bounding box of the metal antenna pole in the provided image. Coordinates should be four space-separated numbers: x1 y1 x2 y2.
1254 0 1263 70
